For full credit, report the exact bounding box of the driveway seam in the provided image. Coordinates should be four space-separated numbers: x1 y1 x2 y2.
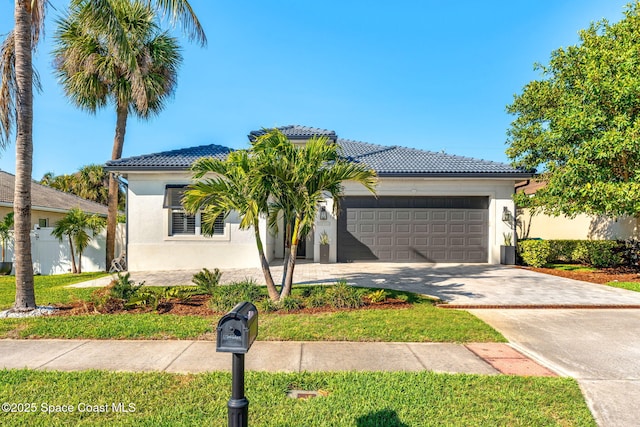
440 304 640 309
298 343 304 373
162 340 196 372
35 340 90 370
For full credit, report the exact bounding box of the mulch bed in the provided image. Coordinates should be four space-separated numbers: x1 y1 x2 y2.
52 295 412 317
523 265 640 285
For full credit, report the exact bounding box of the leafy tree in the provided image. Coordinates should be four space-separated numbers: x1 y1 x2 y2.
507 2 640 218
0 212 14 263
54 0 188 270
51 208 106 274
184 129 377 301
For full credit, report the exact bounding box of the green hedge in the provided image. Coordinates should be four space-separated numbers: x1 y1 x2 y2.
518 240 622 268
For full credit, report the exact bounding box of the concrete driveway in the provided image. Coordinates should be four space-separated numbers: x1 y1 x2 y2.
471 309 640 427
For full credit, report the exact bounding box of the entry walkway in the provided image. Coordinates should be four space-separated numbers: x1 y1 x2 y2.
0 339 555 377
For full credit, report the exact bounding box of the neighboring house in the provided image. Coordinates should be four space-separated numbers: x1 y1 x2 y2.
0 170 115 274
105 125 533 271
516 180 638 240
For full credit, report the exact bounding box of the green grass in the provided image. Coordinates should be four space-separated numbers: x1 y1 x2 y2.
0 302 504 342
0 370 595 426
606 281 640 292
0 272 108 309
545 263 597 272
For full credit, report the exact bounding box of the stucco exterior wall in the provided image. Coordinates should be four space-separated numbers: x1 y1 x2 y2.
125 172 265 271
518 208 639 240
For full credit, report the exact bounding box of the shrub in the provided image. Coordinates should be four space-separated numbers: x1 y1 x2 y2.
256 298 279 313
518 239 622 268
518 240 553 267
109 272 144 300
366 289 387 303
191 268 222 295
306 287 327 308
279 296 304 312
324 280 364 309
620 239 640 267
209 280 263 312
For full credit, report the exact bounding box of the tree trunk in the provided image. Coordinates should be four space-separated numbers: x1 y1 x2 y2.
12 0 36 311
68 236 77 274
253 219 279 301
280 216 300 299
106 103 128 268
280 219 291 289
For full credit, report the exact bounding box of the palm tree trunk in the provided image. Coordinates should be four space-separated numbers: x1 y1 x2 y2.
253 219 279 301
106 103 128 268
68 235 77 274
281 217 300 299
12 0 36 311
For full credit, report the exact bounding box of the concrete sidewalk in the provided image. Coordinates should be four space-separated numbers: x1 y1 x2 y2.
0 339 556 376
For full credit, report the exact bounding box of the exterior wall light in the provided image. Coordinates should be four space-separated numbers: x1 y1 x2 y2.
319 206 328 221
502 206 513 223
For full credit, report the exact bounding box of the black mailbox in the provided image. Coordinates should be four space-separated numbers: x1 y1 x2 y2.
216 302 258 353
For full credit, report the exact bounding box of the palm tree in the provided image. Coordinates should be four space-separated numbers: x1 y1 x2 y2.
186 129 378 301
54 0 185 270
52 208 106 274
253 130 378 298
183 151 280 301
0 0 203 312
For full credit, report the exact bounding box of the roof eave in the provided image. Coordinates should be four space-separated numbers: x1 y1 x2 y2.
376 172 535 179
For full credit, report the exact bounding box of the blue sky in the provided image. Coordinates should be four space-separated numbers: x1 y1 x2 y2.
0 0 633 179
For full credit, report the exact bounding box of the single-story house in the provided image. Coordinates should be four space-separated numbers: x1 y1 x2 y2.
516 180 638 240
105 125 533 271
1 170 117 274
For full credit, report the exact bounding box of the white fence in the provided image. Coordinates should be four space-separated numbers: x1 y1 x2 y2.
3 225 125 275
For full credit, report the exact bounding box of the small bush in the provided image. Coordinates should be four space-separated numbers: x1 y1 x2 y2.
109 272 144 300
518 240 553 267
191 268 222 295
324 280 364 309
209 280 263 312
366 289 387 303
256 298 279 313
306 287 327 308
620 239 640 267
279 296 304 312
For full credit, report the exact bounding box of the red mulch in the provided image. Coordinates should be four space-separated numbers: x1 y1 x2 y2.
52 295 412 317
523 265 640 284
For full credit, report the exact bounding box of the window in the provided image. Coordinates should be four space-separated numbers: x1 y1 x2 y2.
164 185 225 236
38 218 49 228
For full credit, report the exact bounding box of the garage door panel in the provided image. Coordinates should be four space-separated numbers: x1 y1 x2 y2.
338 197 488 263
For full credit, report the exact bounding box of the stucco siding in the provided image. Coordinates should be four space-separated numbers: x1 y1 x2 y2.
125 173 263 270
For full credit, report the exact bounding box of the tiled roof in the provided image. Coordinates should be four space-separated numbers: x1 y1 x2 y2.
0 170 108 215
249 125 337 141
338 139 527 177
105 143 232 171
106 125 531 178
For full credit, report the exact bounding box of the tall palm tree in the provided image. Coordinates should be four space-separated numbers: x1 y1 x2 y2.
54 0 184 270
52 208 106 273
1 0 203 312
183 151 280 301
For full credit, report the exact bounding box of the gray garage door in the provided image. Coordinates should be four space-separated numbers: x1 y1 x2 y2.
337 196 489 263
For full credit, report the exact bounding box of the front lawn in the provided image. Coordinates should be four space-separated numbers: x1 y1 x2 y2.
0 302 505 343
0 272 107 309
0 370 595 426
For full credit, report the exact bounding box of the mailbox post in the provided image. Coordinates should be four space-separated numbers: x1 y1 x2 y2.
216 302 258 427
